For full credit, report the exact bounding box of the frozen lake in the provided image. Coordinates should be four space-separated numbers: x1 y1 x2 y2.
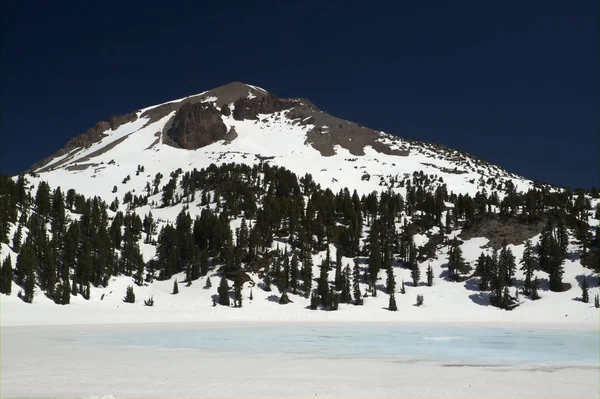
2 322 598 399
81 323 599 366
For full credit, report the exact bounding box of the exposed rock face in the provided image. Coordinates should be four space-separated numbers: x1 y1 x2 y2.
232 93 295 121
165 102 228 150
32 111 138 172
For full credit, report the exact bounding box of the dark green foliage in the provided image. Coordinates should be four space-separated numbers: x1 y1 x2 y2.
144 296 154 306
218 275 230 306
447 238 466 281
426 264 433 287
580 276 589 303
22 268 35 303
0 255 12 295
520 240 536 295
388 292 397 311
416 294 424 306
172 280 179 295
204 276 212 289
279 291 291 304
411 262 420 287
123 285 135 303
310 290 319 310
352 260 362 305
531 277 540 300
386 266 396 294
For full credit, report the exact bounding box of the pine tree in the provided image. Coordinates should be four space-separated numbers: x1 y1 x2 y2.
279 291 291 304
123 285 135 303
290 254 299 294
594 294 599 308
499 242 516 286
234 267 244 307
531 277 540 300
218 275 230 306
520 240 536 295
388 292 398 311
352 260 362 305
318 258 329 305
23 268 35 303
416 294 424 306
386 266 396 293
204 276 212 289
172 280 179 295
60 276 71 305
12 225 22 252
335 245 343 290
200 249 209 276
310 290 319 310
411 262 420 287
502 286 510 309
0 255 12 295
580 276 589 303
426 264 433 287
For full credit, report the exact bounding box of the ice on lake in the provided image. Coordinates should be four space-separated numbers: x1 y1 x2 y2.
2 323 598 399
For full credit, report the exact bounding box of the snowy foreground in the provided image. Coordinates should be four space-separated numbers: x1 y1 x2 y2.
1 322 599 399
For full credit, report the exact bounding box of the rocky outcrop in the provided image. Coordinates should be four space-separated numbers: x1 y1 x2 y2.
232 93 296 120
164 102 228 150
31 111 139 172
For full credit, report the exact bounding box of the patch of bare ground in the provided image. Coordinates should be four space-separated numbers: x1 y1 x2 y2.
460 214 545 249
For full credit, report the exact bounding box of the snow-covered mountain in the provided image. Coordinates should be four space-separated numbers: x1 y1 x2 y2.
2 81 598 327
30 81 531 200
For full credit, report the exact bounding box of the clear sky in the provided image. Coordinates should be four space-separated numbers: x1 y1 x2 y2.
1 0 598 189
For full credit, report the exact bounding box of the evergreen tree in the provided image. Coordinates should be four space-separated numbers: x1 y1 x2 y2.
388 292 398 311
318 258 329 305
123 285 135 303
218 275 230 306
335 245 343 290
416 294 424 306
580 276 589 303
475 253 489 290
411 262 420 287
290 253 299 294
531 277 540 300
426 264 434 287
234 267 244 307
144 296 154 306
0 255 12 295
499 242 516 286
447 238 466 281
172 280 179 294
352 260 362 305
520 240 536 295
310 290 319 310
386 265 396 293
340 264 352 304
279 291 291 304
200 249 210 276
12 225 22 252
23 267 35 303
204 276 212 289
594 294 599 308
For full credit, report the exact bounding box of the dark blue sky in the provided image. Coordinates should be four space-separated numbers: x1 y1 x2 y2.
1 1 598 188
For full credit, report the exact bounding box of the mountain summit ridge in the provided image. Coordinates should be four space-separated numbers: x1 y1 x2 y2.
30 81 526 202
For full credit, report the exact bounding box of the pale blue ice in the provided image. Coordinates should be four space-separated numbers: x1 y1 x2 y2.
80 324 599 367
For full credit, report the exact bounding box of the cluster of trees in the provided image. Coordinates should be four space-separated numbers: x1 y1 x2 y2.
0 161 598 311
